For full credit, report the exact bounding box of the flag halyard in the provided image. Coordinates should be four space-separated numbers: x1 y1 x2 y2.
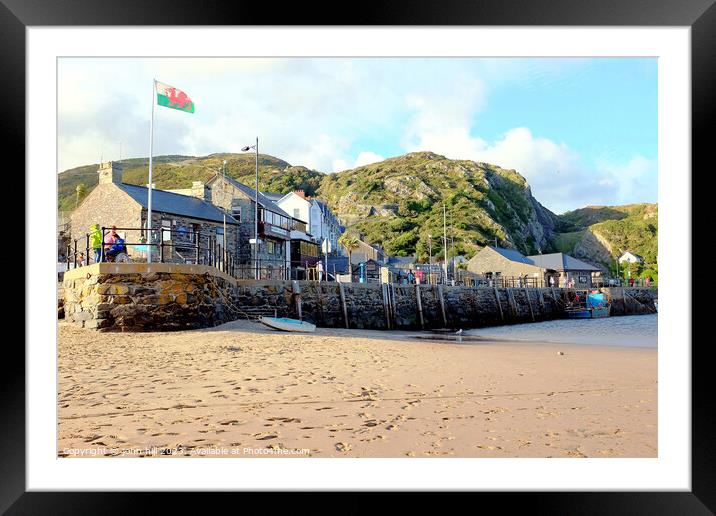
155 81 195 113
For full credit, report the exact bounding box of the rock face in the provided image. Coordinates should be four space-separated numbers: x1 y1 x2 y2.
318 152 560 258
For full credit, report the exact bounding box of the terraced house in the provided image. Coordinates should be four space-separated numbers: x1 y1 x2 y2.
201 173 296 279
70 162 239 264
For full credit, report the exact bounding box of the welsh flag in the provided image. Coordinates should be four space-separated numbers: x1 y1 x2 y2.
155 81 195 113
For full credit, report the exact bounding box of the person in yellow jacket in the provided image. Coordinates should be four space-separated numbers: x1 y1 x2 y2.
89 223 103 263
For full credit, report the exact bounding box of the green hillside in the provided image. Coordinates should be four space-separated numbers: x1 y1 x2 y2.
550 203 658 278
58 153 324 212
60 151 656 276
318 152 559 260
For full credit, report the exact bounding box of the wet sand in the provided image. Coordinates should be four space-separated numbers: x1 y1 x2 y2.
57 320 657 458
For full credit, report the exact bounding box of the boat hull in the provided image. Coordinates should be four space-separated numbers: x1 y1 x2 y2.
259 317 316 333
565 306 611 319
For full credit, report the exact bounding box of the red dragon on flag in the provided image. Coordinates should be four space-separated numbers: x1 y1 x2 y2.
156 81 195 113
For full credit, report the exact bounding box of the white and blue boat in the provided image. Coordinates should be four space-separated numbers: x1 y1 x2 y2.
259 316 316 333
565 292 611 319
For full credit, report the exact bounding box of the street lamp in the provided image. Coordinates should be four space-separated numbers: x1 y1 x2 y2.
427 233 432 285
242 138 259 279
221 160 228 261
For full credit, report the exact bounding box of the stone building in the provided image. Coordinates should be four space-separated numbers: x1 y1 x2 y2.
467 246 544 281
467 246 601 287
69 162 239 263
347 239 386 264
203 173 294 278
527 252 601 288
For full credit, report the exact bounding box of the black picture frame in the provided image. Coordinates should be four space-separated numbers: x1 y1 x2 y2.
3 0 711 511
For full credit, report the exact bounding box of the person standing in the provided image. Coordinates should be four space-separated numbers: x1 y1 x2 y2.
549 275 555 288
316 260 324 282
407 269 415 284
89 223 103 263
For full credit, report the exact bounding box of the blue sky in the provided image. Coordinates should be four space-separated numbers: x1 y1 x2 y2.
58 57 657 213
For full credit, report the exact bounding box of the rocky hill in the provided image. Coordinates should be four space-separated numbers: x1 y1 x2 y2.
59 152 656 272
319 152 559 259
550 203 658 273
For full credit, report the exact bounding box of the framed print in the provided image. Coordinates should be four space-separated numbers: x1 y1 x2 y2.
3 0 713 511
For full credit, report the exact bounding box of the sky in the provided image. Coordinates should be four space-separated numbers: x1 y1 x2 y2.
58 57 657 214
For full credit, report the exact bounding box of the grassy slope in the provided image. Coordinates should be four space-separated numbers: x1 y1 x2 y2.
59 153 324 212
551 203 658 270
318 152 555 260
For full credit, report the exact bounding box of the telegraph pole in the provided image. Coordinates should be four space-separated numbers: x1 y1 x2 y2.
443 203 448 283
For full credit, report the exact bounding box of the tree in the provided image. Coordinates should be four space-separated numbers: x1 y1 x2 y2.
75 183 87 208
338 233 360 282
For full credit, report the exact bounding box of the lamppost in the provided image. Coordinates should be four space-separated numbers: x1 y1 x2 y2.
241 138 260 280
222 160 227 253
428 233 432 285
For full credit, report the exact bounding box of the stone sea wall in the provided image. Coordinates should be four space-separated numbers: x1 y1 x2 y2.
62 263 237 331
602 287 658 316
61 263 657 332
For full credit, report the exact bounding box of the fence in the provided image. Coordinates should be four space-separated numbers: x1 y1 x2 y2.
63 226 290 280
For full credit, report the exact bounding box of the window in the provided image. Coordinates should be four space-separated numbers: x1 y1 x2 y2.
231 202 241 221
294 208 300 219
161 220 172 241
267 241 275 254
216 227 224 249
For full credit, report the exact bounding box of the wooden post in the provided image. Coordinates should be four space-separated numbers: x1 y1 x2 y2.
338 282 349 329
390 283 398 329
291 280 302 320
494 287 504 321
507 288 518 318
381 283 391 330
524 288 535 321
437 284 448 327
415 284 424 329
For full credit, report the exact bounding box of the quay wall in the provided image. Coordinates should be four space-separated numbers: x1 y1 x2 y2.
60 263 657 332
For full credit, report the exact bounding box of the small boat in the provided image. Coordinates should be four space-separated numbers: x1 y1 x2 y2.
259 316 316 333
565 292 611 319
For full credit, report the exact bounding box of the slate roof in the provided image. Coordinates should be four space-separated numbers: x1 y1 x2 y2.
386 256 415 269
326 256 349 274
488 246 534 264
262 192 284 202
119 184 238 225
527 252 600 272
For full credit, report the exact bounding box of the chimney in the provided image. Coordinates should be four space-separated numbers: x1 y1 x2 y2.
294 189 306 199
97 161 123 185
191 180 210 201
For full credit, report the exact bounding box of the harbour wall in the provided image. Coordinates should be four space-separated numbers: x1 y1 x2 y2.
60 263 657 332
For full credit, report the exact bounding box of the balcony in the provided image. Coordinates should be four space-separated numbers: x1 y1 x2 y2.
258 221 290 240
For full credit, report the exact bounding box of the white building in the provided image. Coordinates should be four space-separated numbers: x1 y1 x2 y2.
276 190 342 256
618 251 644 264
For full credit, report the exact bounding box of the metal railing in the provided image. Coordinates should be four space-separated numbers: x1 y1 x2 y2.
63 226 256 279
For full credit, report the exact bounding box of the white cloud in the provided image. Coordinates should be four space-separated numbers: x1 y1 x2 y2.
403 91 656 213
353 151 385 168
331 159 349 172
58 58 656 214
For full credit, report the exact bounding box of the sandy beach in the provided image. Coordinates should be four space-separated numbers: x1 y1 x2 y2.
58 320 657 458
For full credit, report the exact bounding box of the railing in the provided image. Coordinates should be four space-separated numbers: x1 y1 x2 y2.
64 226 245 279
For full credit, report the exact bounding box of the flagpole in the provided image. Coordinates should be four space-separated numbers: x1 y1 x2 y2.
147 79 155 264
